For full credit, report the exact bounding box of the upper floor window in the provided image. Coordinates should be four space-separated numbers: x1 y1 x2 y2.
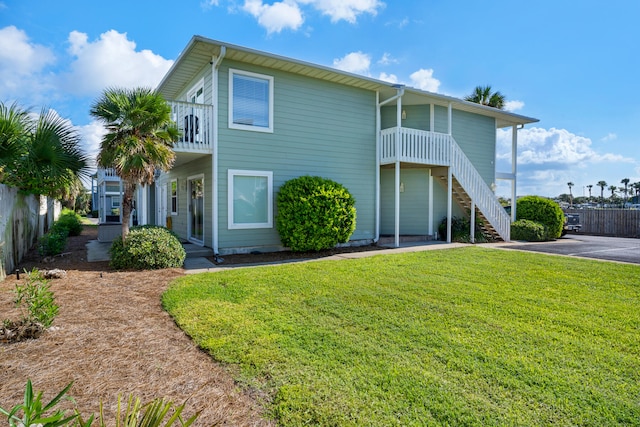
229 69 274 133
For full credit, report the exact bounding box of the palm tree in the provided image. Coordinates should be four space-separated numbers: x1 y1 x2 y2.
586 184 593 201
597 180 607 206
464 85 506 109
567 182 574 207
632 182 640 203
90 87 179 239
621 178 630 207
1 102 89 197
608 185 617 205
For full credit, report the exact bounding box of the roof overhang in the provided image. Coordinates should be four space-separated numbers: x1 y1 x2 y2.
157 35 538 129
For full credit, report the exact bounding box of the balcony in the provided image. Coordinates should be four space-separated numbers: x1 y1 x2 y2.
380 127 452 166
168 101 213 155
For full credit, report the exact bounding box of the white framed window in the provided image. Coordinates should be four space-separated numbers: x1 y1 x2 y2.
170 179 178 215
111 198 121 208
228 169 273 229
229 69 274 133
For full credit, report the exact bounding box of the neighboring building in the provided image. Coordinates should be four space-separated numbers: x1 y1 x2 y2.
149 36 537 254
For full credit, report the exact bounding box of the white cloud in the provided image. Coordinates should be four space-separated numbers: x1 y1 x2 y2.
77 120 107 168
0 26 56 97
409 68 440 92
601 132 617 142
332 51 371 74
242 0 383 32
378 72 398 84
377 52 397 65
243 0 304 34
299 0 384 23
504 100 524 112
61 30 174 96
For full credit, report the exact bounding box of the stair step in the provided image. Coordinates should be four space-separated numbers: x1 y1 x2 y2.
182 243 215 258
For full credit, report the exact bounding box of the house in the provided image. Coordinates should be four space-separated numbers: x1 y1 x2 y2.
147 36 537 255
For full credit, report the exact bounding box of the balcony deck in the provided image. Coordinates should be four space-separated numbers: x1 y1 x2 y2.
169 100 213 156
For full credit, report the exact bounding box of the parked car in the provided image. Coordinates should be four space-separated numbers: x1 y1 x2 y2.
563 213 582 235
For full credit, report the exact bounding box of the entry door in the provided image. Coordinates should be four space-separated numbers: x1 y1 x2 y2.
188 176 204 244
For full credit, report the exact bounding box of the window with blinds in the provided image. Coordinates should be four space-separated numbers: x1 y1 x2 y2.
229 69 274 133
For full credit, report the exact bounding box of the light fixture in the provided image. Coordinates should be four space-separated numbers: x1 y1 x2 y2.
401 109 407 120
400 182 405 193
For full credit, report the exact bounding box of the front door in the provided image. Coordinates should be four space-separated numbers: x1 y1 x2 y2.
188 175 204 244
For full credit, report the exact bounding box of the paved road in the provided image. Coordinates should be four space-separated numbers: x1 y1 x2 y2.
505 234 640 264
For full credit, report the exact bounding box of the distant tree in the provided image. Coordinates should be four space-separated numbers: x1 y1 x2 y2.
90 87 179 240
632 182 640 203
567 182 574 207
621 178 630 206
586 184 593 201
608 185 617 202
597 180 607 205
464 85 505 109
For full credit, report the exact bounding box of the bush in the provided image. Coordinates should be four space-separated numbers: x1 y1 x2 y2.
511 219 547 242
516 196 564 240
38 228 69 256
437 216 490 243
53 209 83 236
110 225 186 270
276 176 356 252
13 269 59 328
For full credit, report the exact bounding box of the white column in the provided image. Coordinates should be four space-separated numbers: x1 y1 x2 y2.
430 104 435 132
428 169 433 236
470 200 475 243
394 96 402 248
511 125 518 221
447 102 452 135
375 91 381 242
447 167 452 243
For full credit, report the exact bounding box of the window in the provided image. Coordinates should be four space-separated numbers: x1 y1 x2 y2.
229 69 274 133
111 198 121 208
228 170 273 229
170 179 178 215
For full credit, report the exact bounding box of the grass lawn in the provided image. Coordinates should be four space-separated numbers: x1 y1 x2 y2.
162 247 640 426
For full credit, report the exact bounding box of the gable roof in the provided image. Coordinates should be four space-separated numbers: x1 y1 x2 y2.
157 35 538 129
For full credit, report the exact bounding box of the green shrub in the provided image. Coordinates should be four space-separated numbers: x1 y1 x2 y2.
38 228 69 256
437 216 490 243
516 196 564 240
53 209 83 236
511 219 547 242
276 176 356 252
110 226 186 270
14 269 59 328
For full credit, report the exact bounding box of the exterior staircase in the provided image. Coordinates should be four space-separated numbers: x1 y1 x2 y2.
381 127 511 241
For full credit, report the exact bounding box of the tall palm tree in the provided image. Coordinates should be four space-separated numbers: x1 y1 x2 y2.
632 182 640 203
464 85 506 109
567 182 574 207
621 178 630 206
608 185 617 205
597 180 607 206
1 103 89 197
586 184 593 201
90 87 179 239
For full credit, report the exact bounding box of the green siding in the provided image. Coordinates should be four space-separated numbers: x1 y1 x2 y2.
451 110 496 186
216 60 377 251
380 168 430 235
381 105 431 131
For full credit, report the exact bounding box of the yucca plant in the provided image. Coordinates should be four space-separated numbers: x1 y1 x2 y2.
101 395 198 427
0 379 78 427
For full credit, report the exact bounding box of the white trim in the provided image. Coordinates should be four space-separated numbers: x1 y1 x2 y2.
228 68 274 133
187 174 205 246
187 77 205 103
170 178 178 215
227 169 273 230
212 48 225 254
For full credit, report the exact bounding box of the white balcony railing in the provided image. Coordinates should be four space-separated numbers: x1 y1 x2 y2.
380 126 510 240
168 101 214 154
96 168 119 183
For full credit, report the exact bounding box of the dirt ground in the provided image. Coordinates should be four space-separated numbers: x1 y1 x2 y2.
0 226 273 426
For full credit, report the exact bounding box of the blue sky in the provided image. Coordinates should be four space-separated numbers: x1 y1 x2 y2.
1 0 639 198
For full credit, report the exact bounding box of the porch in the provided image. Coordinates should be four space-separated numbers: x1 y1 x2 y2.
379 126 511 243
167 100 214 165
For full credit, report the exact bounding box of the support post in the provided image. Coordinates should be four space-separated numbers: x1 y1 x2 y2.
447 167 452 243
394 95 402 248
470 200 475 243
428 169 433 237
511 125 518 222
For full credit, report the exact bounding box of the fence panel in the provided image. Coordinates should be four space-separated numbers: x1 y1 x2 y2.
565 209 640 238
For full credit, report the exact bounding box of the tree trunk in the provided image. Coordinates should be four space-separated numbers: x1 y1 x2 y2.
121 181 136 241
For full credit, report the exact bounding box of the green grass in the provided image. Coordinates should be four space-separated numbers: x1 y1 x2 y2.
162 247 640 426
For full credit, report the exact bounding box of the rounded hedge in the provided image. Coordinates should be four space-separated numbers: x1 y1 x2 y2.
110 225 186 270
276 176 356 252
510 219 547 242
516 196 564 240
53 209 83 237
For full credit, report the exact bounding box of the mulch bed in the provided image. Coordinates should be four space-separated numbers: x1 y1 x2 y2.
0 226 273 426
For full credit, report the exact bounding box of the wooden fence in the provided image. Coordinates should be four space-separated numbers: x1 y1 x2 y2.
564 209 640 238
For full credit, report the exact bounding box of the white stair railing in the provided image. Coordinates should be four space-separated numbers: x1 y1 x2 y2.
449 139 511 241
379 126 511 240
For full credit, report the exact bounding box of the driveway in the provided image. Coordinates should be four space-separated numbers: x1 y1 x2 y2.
503 234 640 264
